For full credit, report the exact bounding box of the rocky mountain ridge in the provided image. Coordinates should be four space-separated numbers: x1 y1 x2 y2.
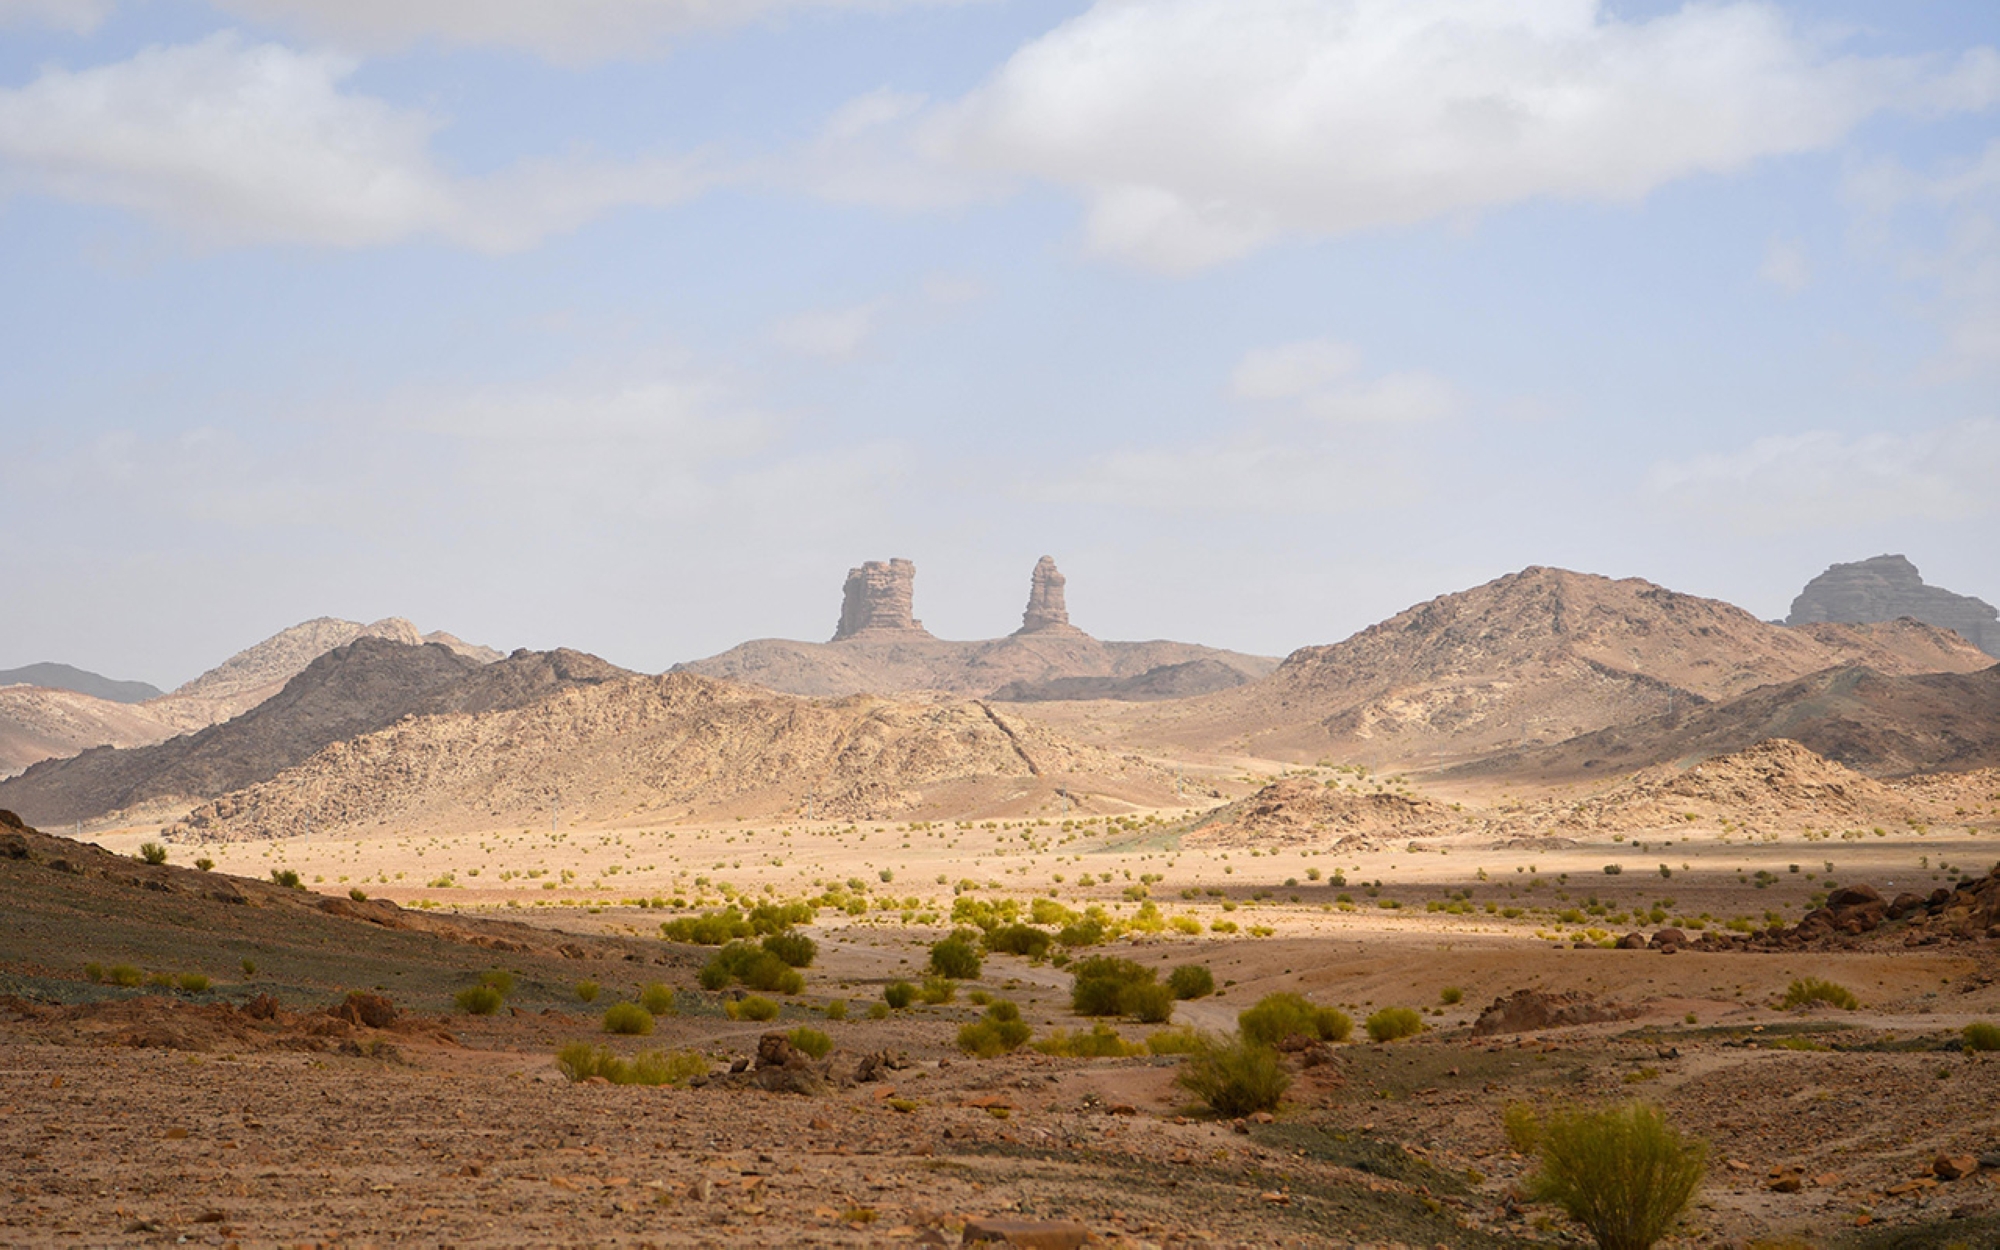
1788 555 1999 658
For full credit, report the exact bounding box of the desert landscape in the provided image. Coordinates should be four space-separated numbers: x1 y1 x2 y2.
4 555 2000 1248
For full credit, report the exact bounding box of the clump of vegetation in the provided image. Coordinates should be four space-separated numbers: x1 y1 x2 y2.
639 983 678 1016
269 868 302 889
1035 1023 1142 1058
1779 978 1859 1010
700 942 805 995
786 1026 833 1059
1365 1006 1425 1042
823 999 847 1021
1526 1102 1707 1250
928 933 983 981
1504 1102 1541 1153
455 985 505 1015
1440 986 1464 1005
82 962 105 983
239 958 256 977
957 1000 1032 1057
575 980 600 1003
348 887 368 902
137 842 168 865
602 1002 653 1035
194 857 214 872
176 972 211 993
762 931 817 968
1175 1037 1290 1116
479 969 516 997
1145 1025 1208 1056
916 974 956 1005
1238 992 1351 1046
1963 1021 2000 1052
882 980 916 1009
555 1043 708 1087
867 1001 891 1020
1069 956 1173 1022
728 995 780 1022
983 924 1053 960
1167 964 1215 1000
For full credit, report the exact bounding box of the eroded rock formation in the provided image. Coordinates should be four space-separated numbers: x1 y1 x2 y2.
832 559 929 642
1787 554 2000 657
1015 556 1084 636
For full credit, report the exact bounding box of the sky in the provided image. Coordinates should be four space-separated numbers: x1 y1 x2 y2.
2 0 1998 687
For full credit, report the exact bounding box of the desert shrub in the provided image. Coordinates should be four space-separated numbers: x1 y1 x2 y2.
602 1003 653 1035
348 887 368 901
556 1043 707 1087
1176 1038 1290 1117
867 1002 891 1020
176 972 211 993
639 983 678 1016
1146 1025 1208 1056
1239 992 1351 1046
137 842 168 865
929 934 983 980
762 931 817 968
660 908 756 944
1056 917 1107 948
479 969 516 998
917 974 956 1005
1779 978 1858 1010
1069 956 1159 1017
750 902 814 935
1366 1007 1424 1042
734 995 780 1022
823 999 848 1021
455 985 505 1015
1504 1102 1542 1153
575 980 600 1003
1169 915 1204 936
1527 1102 1707 1250
1963 1021 2000 1052
786 1026 834 1059
984 924 1053 960
883 981 916 1009
703 942 805 994
83 962 104 983
1123 981 1176 1024
269 868 301 889
239 959 256 977
194 857 214 872
1167 964 1215 1000
147 970 174 989
1036 1023 1142 1058
1440 986 1464 1005
957 1000 1032 1057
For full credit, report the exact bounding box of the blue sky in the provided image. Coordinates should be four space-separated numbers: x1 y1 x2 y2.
2 0 1997 685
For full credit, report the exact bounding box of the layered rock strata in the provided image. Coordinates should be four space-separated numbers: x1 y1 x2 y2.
1015 556 1085 636
832 559 930 641
1788 554 2000 657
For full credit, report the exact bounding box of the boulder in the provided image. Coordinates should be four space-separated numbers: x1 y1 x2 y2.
331 992 397 1029
1650 928 1688 950
1934 1155 1980 1181
1470 988 1641 1037
963 1217 1091 1249
1616 932 1648 949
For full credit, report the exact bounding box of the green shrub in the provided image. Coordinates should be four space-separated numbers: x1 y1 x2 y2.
1964 1021 2000 1052
1238 992 1351 1046
1056 917 1107 948
733 995 780 1022
1122 981 1176 1024
269 868 302 889
455 985 505 1015
575 980 600 1003
639 983 677 1016
823 999 848 1021
867 1002 891 1020
1167 964 1215 1000
929 934 983 980
176 972 211 993
984 924 1054 960
660 908 756 944
1069 956 1158 1017
602 1002 653 1035
957 1000 1032 1057
762 931 817 968
703 942 806 994
194 857 214 872
137 842 168 865
83 962 105 983
479 969 516 998
1504 1102 1541 1153
146 970 174 989
917 974 956 1005
787 1026 834 1059
239 958 256 977
1440 986 1464 1005
1176 1038 1290 1116
1036 1023 1142 1058
1779 978 1858 1010
1527 1102 1707 1250
1146 1025 1208 1056
348 887 368 901
883 981 916 1009
1365 1007 1424 1042
556 1043 708 1087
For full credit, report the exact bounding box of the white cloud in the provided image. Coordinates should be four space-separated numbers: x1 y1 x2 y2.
1231 338 1456 424
1849 140 2000 374
211 0 982 62
0 0 109 32
1758 237 1810 293
772 301 885 361
922 0 2000 271
1646 419 2000 532
0 34 708 249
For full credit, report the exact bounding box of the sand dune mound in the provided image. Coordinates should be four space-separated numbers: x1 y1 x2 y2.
175 674 1179 839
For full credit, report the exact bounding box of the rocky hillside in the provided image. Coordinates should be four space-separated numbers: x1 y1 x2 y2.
1134 566 1993 766
0 688 187 782
680 556 1276 698
0 663 161 703
1788 554 2000 657
1462 661 2000 781
0 642 617 827
174 674 1181 839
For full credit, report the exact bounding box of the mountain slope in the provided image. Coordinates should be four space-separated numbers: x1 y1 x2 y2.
0 663 161 703
175 674 1180 839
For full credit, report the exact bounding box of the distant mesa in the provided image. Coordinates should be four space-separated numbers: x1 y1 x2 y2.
0 663 161 705
832 559 931 642
1787 554 1999 658
1015 556 1085 637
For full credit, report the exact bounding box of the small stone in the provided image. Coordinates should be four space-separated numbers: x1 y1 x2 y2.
963 1216 1090 1249
1935 1155 1979 1181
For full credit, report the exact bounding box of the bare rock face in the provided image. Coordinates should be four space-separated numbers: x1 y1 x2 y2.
1015 556 1084 636
1787 555 2000 658
831 559 930 642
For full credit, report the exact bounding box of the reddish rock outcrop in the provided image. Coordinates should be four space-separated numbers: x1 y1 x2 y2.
1015 556 1085 636
832 559 930 641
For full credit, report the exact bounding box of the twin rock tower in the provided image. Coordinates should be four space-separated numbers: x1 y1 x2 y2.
832 557 1084 643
